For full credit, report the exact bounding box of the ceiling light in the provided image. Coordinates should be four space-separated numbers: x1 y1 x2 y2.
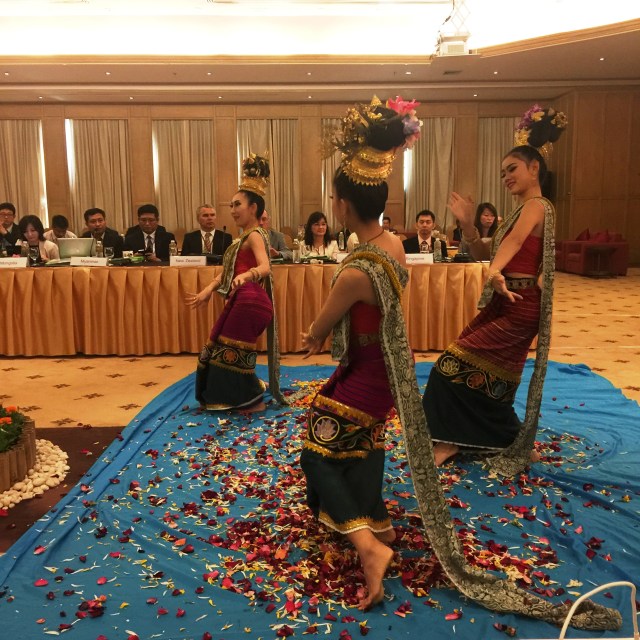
218 96 223 99
405 71 412 75
307 95 312 99
207 72 212 76
105 71 111 76
129 96 134 100
3 72 9 76
600 57 605 61
493 70 498 75
473 93 478 97
38 96 43 100
307 72 312 76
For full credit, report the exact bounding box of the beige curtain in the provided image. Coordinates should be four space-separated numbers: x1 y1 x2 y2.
477 117 519 219
0 120 47 224
236 119 298 233
152 120 216 234
405 117 455 233
67 119 131 235
321 118 342 234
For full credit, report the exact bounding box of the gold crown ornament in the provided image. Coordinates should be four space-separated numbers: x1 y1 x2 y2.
330 96 422 186
238 153 270 197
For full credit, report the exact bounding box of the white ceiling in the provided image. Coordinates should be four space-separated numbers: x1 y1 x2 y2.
0 1 638 105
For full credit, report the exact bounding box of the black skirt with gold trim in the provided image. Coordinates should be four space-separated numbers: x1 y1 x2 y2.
300 394 392 534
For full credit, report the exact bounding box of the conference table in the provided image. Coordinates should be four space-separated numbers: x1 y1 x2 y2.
0 263 488 357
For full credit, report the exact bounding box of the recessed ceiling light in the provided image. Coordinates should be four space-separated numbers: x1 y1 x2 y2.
218 96 223 99
307 72 312 76
105 71 111 76
493 70 498 75
600 57 605 61
405 71 412 75
38 96 43 100
307 95 312 99
4 72 9 76
207 72 212 76
129 96 134 100
473 93 478 97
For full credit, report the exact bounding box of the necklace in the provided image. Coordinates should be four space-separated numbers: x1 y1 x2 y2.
363 228 384 244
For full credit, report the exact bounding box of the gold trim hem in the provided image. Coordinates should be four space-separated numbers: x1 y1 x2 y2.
313 394 379 428
448 343 522 383
318 509 392 534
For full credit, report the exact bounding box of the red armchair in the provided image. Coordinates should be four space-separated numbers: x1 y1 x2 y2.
559 230 629 277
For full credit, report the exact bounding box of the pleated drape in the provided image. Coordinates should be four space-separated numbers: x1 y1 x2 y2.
0 120 47 223
151 119 217 233
405 117 455 233
67 119 131 234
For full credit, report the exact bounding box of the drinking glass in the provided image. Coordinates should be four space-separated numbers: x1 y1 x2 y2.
104 246 114 264
29 245 40 266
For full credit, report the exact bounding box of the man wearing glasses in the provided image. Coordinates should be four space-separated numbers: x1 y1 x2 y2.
0 202 21 254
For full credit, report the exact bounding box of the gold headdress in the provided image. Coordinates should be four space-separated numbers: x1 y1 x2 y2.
238 153 270 197
330 96 422 186
514 105 568 160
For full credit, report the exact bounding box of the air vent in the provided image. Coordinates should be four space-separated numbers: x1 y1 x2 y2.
442 70 462 76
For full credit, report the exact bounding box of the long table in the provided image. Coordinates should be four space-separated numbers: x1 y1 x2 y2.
0 263 487 356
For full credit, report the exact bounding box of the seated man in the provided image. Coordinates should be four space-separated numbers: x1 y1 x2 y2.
81 207 124 257
258 210 293 260
382 215 397 234
181 204 232 256
402 209 448 258
124 204 176 263
44 214 77 244
0 202 21 254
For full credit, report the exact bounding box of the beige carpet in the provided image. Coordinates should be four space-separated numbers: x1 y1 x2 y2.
2 269 638 428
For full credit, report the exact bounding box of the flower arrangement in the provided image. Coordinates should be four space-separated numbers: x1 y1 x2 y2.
0 404 25 454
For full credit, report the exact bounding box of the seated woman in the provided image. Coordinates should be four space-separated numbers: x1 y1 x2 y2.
185 154 284 412
303 211 338 258
458 202 498 253
18 215 60 262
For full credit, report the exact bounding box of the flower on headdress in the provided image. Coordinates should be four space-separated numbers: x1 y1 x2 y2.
386 95 422 149
551 111 568 129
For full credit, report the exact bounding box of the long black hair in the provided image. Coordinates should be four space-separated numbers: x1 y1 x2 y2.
18 214 45 242
304 211 331 247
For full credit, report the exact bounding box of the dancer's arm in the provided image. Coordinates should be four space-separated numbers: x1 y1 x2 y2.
448 192 490 261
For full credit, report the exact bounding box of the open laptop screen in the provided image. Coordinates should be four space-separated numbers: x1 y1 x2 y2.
57 237 95 259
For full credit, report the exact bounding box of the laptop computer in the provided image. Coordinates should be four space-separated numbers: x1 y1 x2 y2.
57 237 95 260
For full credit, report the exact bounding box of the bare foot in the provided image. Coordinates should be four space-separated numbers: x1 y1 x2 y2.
238 401 266 415
530 448 541 463
357 542 393 611
374 528 396 545
433 442 459 466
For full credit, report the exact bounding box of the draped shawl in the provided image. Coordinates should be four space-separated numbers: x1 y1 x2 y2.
330 242 620 630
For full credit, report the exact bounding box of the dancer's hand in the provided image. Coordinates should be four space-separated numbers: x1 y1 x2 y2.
231 272 251 291
185 288 212 309
448 192 475 227
301 331 323 358
491 274 523 302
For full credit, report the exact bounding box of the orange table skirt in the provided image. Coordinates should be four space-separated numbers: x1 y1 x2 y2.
0 263 487 356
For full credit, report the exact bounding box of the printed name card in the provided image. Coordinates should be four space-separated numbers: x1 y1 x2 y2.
170 256 207 266
334 251 349 263
71 257 108 267
405 253 434 265
0 257 28 268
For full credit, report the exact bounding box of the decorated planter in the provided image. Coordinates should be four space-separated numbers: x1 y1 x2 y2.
0 418 36 493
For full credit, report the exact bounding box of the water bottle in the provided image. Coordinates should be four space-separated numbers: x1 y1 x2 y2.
169 239 178 256
433 233 442 262
338 230 345 251
95 239 104 258
292 238 301 263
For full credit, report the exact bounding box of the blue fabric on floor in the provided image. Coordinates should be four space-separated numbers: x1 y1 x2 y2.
1 361 639 640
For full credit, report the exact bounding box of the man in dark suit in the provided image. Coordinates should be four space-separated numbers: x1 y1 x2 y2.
81 207 124 257
181 204 232 257
124 204 176 262
0 202 21 254
402 209 448 258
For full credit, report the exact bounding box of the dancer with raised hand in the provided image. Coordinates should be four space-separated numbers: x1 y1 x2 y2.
186 154 284 412
300 99 620 631
423 106 567 473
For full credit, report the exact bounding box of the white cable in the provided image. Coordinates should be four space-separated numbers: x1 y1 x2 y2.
558 581 638 640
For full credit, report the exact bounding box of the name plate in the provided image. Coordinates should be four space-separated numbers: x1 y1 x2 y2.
334 251 349 263
0 257 28 268
405 253 434 265
170 255 206 266
71 257 108 267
